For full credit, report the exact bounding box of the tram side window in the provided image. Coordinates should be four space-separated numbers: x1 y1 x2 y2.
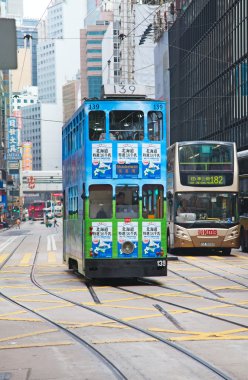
142 185 164 219
89 111 106 140
148 111 163 141
116 185 139 218
68 186 78 219
89 185 112 219
110 111 144 140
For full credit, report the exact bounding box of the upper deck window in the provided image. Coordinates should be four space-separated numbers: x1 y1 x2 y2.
89 111 106 140
109 110 144 140
179 144 233 172
148 111 163 141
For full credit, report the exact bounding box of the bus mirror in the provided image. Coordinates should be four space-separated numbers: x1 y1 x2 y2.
166 191 173 200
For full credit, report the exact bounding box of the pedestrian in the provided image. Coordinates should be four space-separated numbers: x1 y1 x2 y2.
16 218 21 229
53 217 59 229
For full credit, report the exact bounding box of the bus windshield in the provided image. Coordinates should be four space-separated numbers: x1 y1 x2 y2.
175 192 238 223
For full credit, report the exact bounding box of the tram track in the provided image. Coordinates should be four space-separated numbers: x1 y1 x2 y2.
0 236 127 380
29 253 239 380
177 258 248 289
0 236 243 379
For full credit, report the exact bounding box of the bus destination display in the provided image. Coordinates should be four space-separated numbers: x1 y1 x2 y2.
187 174 226 186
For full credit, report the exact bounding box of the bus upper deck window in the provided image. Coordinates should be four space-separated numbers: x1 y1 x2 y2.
110 111 144 140
89 185 112 219
89 111 105 140
148 111 163 141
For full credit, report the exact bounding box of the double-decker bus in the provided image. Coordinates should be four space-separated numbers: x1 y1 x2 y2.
28 201 45 220
62 85 167 278
167 141 240 254
238 150 248 252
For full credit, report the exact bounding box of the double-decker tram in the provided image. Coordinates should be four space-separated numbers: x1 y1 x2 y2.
238 150 248 252
62 85 167 278
167 141 240 254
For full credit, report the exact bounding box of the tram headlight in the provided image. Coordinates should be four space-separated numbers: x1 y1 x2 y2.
122 241 134 254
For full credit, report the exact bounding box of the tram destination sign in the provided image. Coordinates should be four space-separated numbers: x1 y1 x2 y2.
187 174 226 186
116 163 139 178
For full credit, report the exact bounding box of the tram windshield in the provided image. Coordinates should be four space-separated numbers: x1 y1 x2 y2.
110 110 144 140
175 192 238 224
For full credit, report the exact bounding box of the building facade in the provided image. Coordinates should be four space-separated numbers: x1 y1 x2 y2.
169 0 248 151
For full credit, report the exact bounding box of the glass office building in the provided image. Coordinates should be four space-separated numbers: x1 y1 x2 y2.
169 0 248 150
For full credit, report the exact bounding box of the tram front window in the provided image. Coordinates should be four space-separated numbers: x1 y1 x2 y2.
116 186 139 218
89 111 106 141
89 185 112 219
148 111 163 141
175 192 238 223
110 111 144 140
142 185 164 219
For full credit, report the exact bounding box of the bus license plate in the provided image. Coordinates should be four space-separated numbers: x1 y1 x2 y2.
200 242 215 247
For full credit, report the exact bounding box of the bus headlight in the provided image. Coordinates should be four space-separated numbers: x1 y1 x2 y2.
224 225 240 241
122 241 134 254
175 225 191 241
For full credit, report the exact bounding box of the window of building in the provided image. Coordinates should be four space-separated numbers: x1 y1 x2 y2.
89 185 112 219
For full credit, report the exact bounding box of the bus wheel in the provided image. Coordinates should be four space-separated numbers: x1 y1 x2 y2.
222 248 231 255
240 229 248 253
167 231 174 254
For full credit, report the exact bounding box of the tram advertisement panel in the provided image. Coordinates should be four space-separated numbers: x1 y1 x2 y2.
91 222 112 258
92 143 112 179
117 143 138 178
118 221 138 258
142 143 161 179
142 222 161 257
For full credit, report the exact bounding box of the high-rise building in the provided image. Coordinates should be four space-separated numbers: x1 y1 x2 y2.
21 0 87 170
169 0 248 151
5 0 23 19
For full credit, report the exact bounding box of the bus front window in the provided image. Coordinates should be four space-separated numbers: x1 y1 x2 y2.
116 186 139 218
89 185 112 219
175 193 238 223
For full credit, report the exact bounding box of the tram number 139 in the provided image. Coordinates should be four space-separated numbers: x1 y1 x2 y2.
157 260 166 267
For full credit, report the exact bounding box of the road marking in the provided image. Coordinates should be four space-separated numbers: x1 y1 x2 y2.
0 237 18 253
0 254 8 263
47 235 51 251
20 253 32 266
0 329 58 342
0 341 73 350
93 338 157 344
47 235 56 252
48 252 57 264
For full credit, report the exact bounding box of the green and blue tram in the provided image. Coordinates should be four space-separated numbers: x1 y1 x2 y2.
62 87 167 278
